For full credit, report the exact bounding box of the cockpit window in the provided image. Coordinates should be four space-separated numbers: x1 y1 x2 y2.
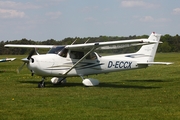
47 46 65 54
59 48 68 57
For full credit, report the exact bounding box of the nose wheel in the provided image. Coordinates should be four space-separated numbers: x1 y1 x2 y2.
38 77 45 88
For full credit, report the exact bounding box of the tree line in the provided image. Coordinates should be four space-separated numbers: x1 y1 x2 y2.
0 34 180 55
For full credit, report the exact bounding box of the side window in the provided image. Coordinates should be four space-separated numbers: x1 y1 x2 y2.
70 51 84 59
86 52 97 60
59 48 68 57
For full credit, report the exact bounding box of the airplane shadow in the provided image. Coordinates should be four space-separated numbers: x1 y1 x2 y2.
0 71 4 73
18 80 83 88
0 70 16 74
122 79 170 83
99 82 161 89
18 80 162 89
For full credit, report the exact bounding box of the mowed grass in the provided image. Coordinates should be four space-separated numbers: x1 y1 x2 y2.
0 53 180 120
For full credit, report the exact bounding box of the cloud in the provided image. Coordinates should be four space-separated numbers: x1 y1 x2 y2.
82 6 99 13
37 0 65 2
121 0 157 8
36 0 65 6
140 16 154 22
85 17 96 21
156 18 170 22
173 8 180 14
0 1 40 10
46 11 62 19
48 0 65 1
103 21 118 25
0 9 25 18
139 16 170 22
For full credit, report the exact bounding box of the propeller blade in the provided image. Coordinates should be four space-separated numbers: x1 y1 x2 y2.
17 49 36 74
17 62 26 73
27 49 35 60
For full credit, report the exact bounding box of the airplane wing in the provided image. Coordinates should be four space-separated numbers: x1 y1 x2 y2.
98 43 149 50
0 58 16 62
5 38 156 50
4 44 54 48
65 39 157 51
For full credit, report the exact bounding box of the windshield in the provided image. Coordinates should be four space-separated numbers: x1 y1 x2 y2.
47 46 65 54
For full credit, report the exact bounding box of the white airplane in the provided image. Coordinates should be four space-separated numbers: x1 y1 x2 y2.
5 32 171 88
0 58 16 62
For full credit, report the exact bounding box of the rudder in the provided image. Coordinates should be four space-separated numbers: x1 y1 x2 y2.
136 32 161 62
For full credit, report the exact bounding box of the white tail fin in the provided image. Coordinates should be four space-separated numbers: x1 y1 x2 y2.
136 32 161 62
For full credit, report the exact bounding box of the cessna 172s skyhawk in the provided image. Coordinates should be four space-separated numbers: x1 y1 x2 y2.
5 32 171 88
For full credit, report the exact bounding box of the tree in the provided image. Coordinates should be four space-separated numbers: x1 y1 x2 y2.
159 41 171 52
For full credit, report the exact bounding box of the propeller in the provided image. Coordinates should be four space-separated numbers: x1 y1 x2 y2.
27 49 35 60
17 49 36 73
17 62 26 73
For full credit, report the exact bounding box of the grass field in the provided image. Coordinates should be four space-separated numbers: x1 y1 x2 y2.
0 53 180 120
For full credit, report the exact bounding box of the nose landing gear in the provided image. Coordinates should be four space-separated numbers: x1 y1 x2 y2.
38 77 45 88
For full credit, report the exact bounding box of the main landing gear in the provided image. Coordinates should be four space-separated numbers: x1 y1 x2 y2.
37 76 99 88
80 76 99 87
38 77 67 88
38 77 45 88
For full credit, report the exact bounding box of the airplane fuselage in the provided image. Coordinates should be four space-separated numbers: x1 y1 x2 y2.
27 53 146 77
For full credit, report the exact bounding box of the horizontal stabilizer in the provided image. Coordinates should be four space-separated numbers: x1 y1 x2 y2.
137 62 173 65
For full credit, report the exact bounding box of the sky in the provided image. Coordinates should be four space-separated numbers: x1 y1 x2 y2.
0 0 180 41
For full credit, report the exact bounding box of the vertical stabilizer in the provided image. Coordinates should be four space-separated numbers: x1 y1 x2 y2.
136 32 161 62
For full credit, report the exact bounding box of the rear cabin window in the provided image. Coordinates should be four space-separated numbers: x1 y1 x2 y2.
86 52 97 60
70 51 84 59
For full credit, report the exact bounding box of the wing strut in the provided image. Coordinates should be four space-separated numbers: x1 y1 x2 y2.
84 38 90 44
71 39 77 45
63 44 98 75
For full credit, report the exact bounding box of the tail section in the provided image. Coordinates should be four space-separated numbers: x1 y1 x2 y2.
136 32 161 62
